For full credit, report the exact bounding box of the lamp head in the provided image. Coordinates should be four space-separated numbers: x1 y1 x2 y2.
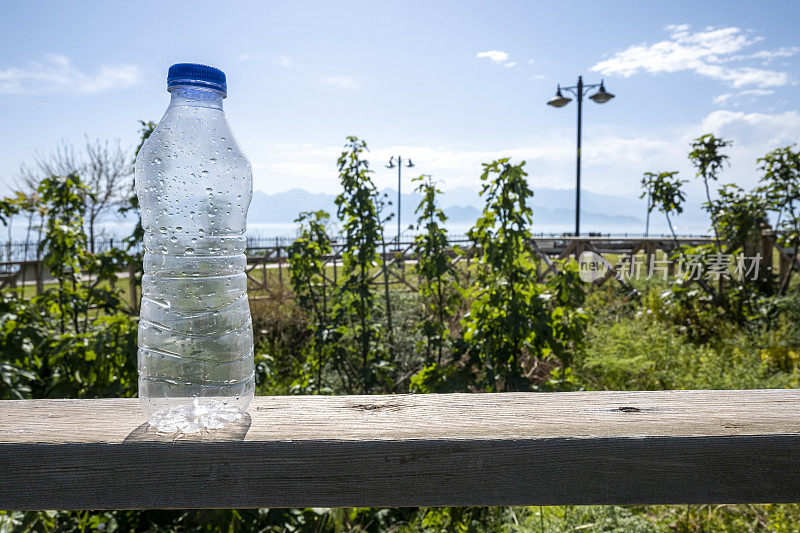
547 85 572 108
386 156 395 169
589 80 615 104
406 159 414 168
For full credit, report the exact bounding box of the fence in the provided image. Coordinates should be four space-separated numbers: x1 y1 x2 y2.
242 232 798 293
2 232 798 297
0 232 709 263
1 389 798 509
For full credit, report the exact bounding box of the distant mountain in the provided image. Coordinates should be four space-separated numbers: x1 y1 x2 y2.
437 186 481 208
247 186 712 234
250 187 646 226
249 189 335 223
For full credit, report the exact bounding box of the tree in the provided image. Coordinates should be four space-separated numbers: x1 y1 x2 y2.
38 173 91 333
640 171 686 243
83 138 130 253
640 170 733 322
462 159 587 391
332 136 388 393
758 144 800 294
287 210 333 392
412 175 460 365
689 133 732 247
711 184 769 253
18 137 132 253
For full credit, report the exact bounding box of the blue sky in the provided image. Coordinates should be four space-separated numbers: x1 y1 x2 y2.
1 0 799 203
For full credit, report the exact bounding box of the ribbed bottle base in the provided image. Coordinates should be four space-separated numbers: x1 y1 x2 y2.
146 397 246 433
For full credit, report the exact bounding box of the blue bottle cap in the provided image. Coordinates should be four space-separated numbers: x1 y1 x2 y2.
167 63 227 96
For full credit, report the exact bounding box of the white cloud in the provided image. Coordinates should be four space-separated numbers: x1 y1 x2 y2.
319 75 362 89
591 25 794 88
713 93 733 105
713 88 775 106
739 88 776 97
476 50 516 68
273 55 293 68
0 54 141 94
730 46 800 63
699 109 800 148
476 50 508 63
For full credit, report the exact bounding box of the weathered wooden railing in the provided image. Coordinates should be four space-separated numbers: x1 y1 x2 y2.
242 235 719 292
1 389 799 510
5 233 798 295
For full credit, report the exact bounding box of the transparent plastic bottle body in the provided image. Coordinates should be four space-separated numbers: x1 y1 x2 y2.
135 85 254 433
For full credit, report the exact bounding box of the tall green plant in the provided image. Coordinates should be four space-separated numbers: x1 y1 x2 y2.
711 184 769 254
287 210 332 391
462 159 586 390
689 134 732 246
332 136 388 393
758 145 800 294
38 173 91 333
412 175 460 365
640 171 685 243
640 170 740 328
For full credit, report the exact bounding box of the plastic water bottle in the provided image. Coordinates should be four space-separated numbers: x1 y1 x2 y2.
135 63 254 433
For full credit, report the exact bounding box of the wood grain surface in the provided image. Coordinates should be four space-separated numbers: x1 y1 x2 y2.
1 389 799 509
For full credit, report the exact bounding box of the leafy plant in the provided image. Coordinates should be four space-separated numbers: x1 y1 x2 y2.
711 184 768 251
758 144 800 294
38 173 92 333
689 133 732 246
287 210 333 392
412 175 460 365
640 171 685 242
462 159 587 391
332 136 390 393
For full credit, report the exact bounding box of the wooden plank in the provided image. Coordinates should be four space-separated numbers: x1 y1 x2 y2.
598 241 646 286
1 389 799 510
584 243 634 291
540 242 577 278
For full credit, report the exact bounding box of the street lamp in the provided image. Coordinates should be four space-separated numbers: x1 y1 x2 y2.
547 76 615 236
386 155 414 246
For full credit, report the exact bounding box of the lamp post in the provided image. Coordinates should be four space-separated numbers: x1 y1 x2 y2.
547 76 615 236
386 155 414 247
